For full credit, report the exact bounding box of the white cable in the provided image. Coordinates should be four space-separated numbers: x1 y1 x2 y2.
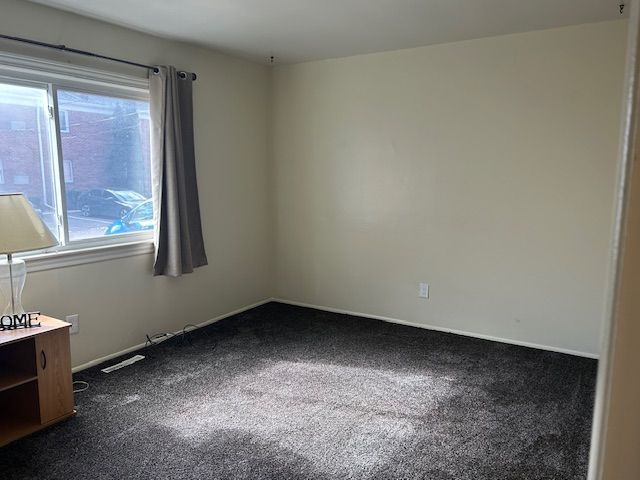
73 380 89 393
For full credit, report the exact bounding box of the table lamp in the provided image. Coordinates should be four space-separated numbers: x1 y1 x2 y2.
0 193 58 316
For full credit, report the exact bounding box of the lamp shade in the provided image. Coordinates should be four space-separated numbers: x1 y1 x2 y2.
0 193 58 254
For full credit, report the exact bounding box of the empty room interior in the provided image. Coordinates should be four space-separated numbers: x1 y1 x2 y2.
0 1 639 479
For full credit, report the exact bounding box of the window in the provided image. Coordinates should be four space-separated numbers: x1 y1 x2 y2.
0 69 153 254
130 200 152 223
56 90 152 241
10 120 26 131
0 83 58 236
63 159 74 183
58 110 69 133
13 175 30 185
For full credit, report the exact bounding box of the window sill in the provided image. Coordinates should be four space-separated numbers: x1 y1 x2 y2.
23 240 155 273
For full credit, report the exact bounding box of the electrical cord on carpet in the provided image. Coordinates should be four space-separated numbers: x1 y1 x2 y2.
145 332 176 347
179 323 210 346
145 323 211 348
73 381 89 393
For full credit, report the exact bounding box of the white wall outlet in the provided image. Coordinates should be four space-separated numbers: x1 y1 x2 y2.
66 314 79 335
419 283 429 299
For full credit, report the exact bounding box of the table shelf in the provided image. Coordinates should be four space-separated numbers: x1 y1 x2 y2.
0 317 74 447
0 372 38 393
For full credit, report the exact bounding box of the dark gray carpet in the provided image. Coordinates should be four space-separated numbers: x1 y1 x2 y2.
0 302 596 480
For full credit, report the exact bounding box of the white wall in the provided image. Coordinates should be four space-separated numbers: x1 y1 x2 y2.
271 21 628 356
0 0 273 367
0 0 628 363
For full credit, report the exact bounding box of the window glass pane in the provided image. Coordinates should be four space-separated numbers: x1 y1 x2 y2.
0 83 59 240
57 90 152 241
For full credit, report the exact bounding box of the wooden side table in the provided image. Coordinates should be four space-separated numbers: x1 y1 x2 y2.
0 316 75 447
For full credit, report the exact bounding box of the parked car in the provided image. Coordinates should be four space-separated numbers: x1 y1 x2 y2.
65 189 83 210
105 199 153 235
77 189 146 219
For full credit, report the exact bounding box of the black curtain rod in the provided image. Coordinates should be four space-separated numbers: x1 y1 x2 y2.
0 33 197 81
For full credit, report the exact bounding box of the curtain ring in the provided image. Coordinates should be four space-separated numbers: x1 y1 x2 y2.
176 71 196 81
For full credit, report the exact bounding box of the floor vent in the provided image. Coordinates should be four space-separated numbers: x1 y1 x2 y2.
101 355 145 373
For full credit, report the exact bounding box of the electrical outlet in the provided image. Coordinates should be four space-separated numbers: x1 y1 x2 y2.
66 314 79 335
419 283 429 299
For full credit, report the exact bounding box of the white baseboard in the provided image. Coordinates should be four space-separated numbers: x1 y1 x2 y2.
71 298 273 373
73 296 598 372
272 298 599 359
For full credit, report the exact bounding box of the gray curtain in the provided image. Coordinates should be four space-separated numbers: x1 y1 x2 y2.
149 66 208 277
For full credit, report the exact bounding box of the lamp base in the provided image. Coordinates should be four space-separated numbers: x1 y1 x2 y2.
0 256 26 316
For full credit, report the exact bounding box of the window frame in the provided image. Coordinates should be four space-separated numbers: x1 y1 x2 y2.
0 52 155 266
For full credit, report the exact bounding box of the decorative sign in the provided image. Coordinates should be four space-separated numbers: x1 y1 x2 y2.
0 312 41 331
